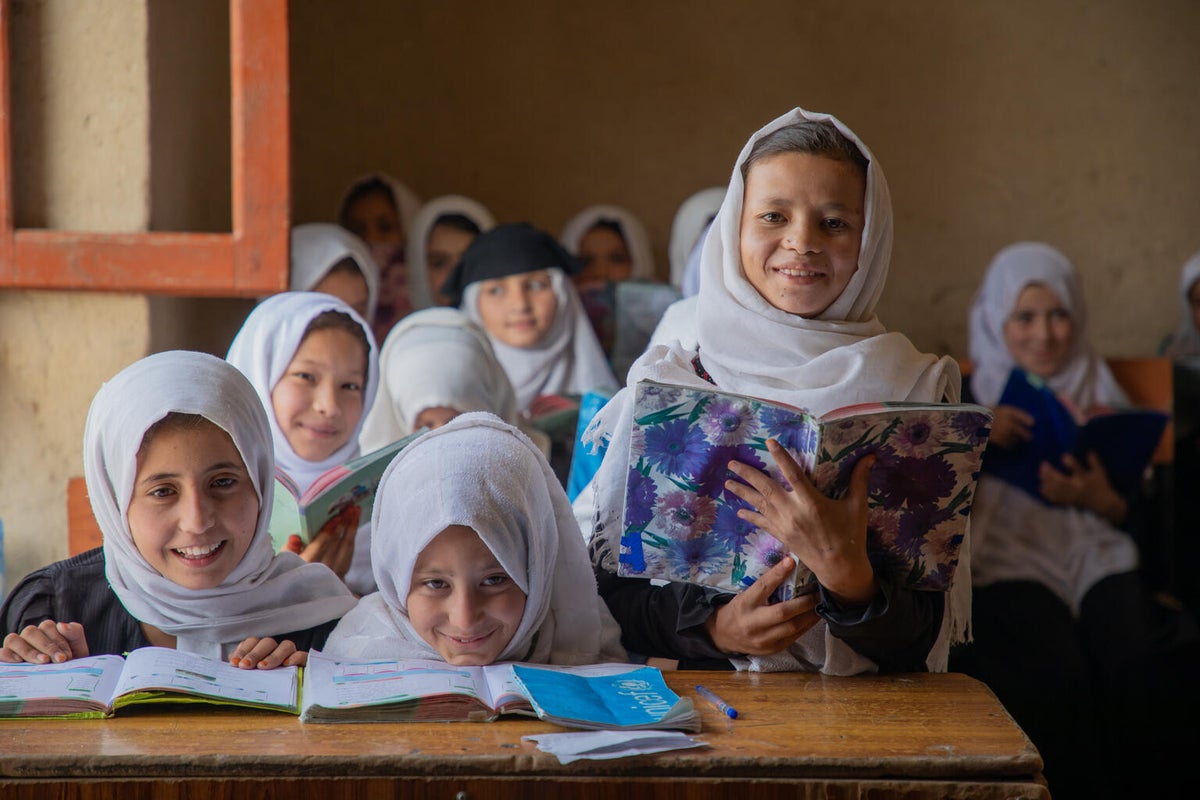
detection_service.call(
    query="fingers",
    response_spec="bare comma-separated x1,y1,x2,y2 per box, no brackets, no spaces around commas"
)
284,534,304,555
740,556,796,603
229,637,259,666
230,637,298,669
1,621,74,664
844,454,876,508
56,622,90,658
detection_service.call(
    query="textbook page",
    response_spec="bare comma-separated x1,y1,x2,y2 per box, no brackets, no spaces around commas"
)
110,647,299,712
0,654,127,718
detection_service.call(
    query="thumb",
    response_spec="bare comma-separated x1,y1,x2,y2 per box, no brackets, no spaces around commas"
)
846,454,876,507
744,555,795,604
285,534,304,554
56,622,89,658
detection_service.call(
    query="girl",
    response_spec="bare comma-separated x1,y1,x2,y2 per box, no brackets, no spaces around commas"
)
404,194,496,310
323,413,626,666
559,204,657,290
955,242,1199,799
290,223,379,323
0,351,357,667
575,107,961,675
338,173,423,341
1160,249,1200,358
226,292,380,596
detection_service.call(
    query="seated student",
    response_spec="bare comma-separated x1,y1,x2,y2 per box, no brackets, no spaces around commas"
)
323,412,626,666
441,223,619,484
1160,249,1200,358
357,306,550,458
405,195,496,310
226,291,380,596
338,173,423,341
574,107,961,675
952,242,1200,800
290,223,379,323
560,204,657,290
0,351,356,668
668,186,724,298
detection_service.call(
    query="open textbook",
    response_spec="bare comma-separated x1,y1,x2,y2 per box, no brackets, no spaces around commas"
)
300,652,699,731
618,380,994,598
0,647,300,719
268,430,423,549
983,367,1169,500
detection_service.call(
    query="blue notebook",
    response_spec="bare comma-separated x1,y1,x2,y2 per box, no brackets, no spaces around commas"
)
510,664,701,732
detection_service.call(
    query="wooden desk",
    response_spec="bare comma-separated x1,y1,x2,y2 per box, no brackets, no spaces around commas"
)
0,670,1046,799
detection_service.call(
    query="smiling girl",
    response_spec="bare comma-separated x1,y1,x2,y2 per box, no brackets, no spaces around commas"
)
226,292,380,595
0,352,357,667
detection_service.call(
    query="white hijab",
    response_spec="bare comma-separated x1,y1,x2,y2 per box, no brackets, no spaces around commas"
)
358,307,520,452
669,186,724,293
323,413,627,664
560,204,657,282
226,291,379,494
463,268,618,412
578,107,962,672
967,241,1127,411
404,195,497,310
86,351,357,659
1163,250,1200,359
289,223,380,324
337,172,422,233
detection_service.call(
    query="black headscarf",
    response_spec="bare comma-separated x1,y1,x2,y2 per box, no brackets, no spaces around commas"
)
440,222,582,305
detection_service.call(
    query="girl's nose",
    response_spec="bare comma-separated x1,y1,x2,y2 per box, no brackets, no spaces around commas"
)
448,587,483,629
783,220,819,253
178,490,215,535
312,381,340,416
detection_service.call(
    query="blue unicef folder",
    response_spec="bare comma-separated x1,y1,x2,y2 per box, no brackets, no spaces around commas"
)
510,664,700,732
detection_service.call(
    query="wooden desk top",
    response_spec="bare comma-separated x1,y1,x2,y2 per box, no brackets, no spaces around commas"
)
0,670,1041,786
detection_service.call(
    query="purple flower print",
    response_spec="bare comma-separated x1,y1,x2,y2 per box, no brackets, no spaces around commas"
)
873,453,957,511
895,503,957,558
643,418,709,477
710,501,758,552
694,443,766,500
624,468,657,530
699,399,759,446
949,411,993,447
662,533,727,581
640,383,683,411
748,531,788,570
891,414,949,453
653,491,717,538
761,406,818,456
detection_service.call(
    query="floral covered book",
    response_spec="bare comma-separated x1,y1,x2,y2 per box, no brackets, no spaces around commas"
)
618,380,993,596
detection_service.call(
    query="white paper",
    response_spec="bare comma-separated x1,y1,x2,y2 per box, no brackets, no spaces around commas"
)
523,730,708,764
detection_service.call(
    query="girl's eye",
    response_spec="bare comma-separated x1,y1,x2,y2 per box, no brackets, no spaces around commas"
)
422,579,449,591
292,371,316,383
760,212,785,224
148,485,177,499
483,284,504,297
481,574,511,588
526,279,550,292
1012,311,1034,325
211,476,237,490
823,218,849,231
1049,308,1071,321
341,381,364,392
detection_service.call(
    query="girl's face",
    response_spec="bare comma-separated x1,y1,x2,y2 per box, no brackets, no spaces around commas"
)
1003,283,1075,378
475,270,558,348
312,270,370,320
126,419,259,590
1188,279,1200,332
576,225,632,287
406,525,527,665
739,152,865,318
413,405,461,432
426,224,477,306
344,190,404,247
271,327,368,461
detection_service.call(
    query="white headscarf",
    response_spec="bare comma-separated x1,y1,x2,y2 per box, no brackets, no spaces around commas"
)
85,351,357,659
337,172,422,233
1163,250,1200,359
358,307,519,452
323,413,627,664
226,291,380,495
290,223,380,324
404,195,497,311
967,241,1127,411
463,268,618,412
578,106,963,673
669,187,724,293
560,204,657,282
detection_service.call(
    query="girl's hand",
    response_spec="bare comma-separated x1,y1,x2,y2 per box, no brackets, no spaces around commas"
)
704,556,820,655
294,515,358,579
0,621,89,664
725,439,877,606
989,405,1035,449
229,637,306,670
1039,451,1128,523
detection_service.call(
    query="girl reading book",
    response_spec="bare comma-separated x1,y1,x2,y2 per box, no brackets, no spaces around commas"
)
575,107,962,674
290,223,379,324
954,241,1200,799
323,413,626,666
404,194,495,310
226,291,380,595
0,352,357,668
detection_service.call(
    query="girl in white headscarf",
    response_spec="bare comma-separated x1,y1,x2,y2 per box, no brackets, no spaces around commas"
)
1160,250,1200,358
290,223,380,324
323,413,626,666
404,195,496,311
955,241,1200,799
560,204,657,289
575,107,961,675
0,351,357,665
226,292,381,596
669,187,724,296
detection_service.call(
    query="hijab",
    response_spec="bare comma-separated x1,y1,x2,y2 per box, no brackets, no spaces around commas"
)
446,223,619,411
560,204,657,282
967,241,1127,411
579,107,963,672
85,351,357,659
358,307,520,452
337,172,422,234
322,413,627,664
404,195,497,311
1163,250,1200,359
290,223,380,323
225,291,380,496
668,187,724,294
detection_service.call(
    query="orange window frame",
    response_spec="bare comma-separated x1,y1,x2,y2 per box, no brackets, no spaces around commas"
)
0,0,289,296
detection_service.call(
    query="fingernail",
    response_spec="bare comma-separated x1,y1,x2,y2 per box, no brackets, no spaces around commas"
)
54,652,67,663
37,653,49,663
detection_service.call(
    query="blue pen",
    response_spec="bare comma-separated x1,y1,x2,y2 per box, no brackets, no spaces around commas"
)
695,684,738,719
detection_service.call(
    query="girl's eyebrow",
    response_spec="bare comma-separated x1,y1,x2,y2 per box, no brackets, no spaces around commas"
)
138,461,244,485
